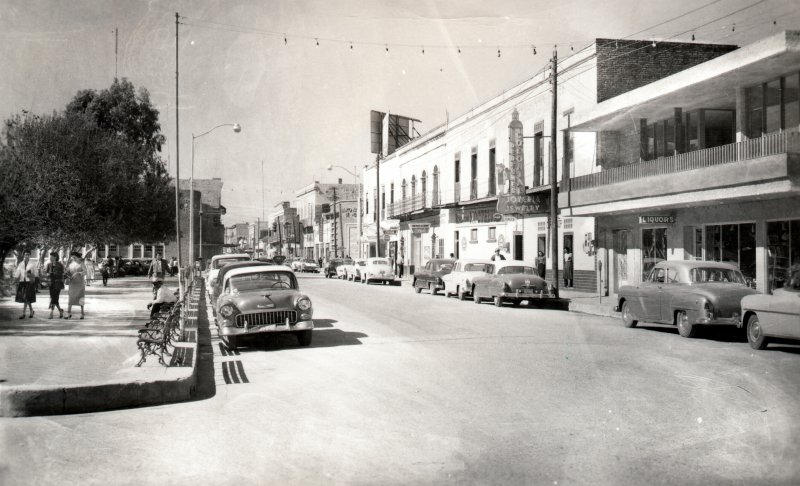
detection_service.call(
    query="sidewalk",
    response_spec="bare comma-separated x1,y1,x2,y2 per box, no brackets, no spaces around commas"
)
0,276,199,417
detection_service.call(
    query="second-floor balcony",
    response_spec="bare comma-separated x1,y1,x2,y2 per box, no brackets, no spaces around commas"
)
563,131,800,213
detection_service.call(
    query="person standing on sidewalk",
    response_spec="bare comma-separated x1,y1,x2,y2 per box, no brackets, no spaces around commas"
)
564,247,574,288
397,253,404,278
44,252,65,319
490,248,506,261
147,252,169,297
99,258,110,286
536,251,546,278
65,252,86,319
14,249,38,319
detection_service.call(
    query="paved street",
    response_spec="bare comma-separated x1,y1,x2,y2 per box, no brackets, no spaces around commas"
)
2,273,800,485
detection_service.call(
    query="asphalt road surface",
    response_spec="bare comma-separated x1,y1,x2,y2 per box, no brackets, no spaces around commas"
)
2,273,799,485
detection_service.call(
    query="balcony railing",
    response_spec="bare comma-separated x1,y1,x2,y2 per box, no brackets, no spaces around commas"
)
386,193,425,218
570,131,800,191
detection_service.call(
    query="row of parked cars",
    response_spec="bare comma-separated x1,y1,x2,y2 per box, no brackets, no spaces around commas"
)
616,260,800,350
205,253,314,350
323,257,400,285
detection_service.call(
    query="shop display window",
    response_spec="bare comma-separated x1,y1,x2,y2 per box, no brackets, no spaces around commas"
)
641,228,667,280
767,219,800,291
703,223,756,283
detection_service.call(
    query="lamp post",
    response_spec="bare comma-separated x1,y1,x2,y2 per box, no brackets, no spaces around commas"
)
327,164,364,258
191,123,241,266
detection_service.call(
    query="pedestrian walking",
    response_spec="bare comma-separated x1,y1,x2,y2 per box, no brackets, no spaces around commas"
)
490,248,506,261
169,257,178,277
564,247,574,288
14,249,38,319
99,259,110,286
44,252,65,319
84,255,96,286
397,254,404,278
536,251,546,278
65,252,86,319
147,252,169,297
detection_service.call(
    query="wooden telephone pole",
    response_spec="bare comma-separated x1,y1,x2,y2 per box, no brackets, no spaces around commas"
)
549,46,560,297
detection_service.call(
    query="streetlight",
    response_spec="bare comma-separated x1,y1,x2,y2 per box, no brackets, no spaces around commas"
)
191,123,241,267
327,164,364,258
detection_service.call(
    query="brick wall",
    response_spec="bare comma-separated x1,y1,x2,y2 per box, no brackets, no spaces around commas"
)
595,39,738,103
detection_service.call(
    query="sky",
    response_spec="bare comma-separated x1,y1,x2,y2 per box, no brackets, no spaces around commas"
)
2,0,799,225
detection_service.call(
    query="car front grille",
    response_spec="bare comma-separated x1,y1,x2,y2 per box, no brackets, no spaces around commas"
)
235,311,298,328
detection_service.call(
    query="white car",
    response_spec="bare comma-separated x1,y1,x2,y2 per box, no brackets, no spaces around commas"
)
361,257,397,285
740,269,800,350
442,259,493,300
298,259,320,273
206,253,252,298
348,260,368,281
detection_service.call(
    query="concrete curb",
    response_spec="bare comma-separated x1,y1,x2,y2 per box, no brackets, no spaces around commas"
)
0,282,202,417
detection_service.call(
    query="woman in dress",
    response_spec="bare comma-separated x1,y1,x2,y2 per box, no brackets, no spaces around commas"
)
535,251,547,279
44,252,65,319
65,252,86,319
14,249,38,319
563,247,574,288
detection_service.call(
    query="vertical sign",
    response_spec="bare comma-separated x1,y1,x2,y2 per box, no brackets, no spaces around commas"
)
508,109,525,195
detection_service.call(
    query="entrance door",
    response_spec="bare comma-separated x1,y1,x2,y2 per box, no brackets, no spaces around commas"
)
514,234,523,260
613,230,630,293
454,231,460,259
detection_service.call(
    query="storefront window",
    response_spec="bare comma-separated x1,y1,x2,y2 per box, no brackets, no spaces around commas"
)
642,228,667,280
704,223,756,282
767,220,800,291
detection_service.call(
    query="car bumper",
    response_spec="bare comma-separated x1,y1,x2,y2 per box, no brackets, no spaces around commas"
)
219,318,314,336
695,314,740,326
499,291,556,299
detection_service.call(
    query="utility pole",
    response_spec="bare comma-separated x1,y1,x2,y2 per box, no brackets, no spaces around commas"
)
375,153,381,257
277,216,283,255
174,12,183,297
114,27,118,79
332,187,339,258
549,46,560,298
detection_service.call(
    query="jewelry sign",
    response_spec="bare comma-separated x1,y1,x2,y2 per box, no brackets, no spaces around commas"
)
496,193,549,215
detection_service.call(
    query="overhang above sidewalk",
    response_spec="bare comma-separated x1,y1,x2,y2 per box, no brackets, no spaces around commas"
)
571,31,800,132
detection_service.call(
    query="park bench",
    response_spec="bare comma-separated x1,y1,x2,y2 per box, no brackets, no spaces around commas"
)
136,301,183,367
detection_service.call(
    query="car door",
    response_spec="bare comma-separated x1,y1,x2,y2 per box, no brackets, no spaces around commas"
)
473,264,493,298
657,266,679,323
638,267,664,320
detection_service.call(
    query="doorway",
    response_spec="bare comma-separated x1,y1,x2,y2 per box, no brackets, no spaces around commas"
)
514,234,524,260
454,231,460,259
613,230,630,293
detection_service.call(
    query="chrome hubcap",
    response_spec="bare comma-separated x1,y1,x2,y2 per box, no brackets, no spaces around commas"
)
749,320,761,341
678,313,688,332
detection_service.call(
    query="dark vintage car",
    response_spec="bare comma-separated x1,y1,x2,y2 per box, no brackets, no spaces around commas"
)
208,261,274,313
617,260,757,338
471,260,555,307
323,258,352,278
741,268,800,350
412,258,456,295
214,264,313,350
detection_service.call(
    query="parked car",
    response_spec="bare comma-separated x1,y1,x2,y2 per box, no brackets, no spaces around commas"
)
412,258,456,295
336,262,352,280
442,259,492,300
740,268,800,350
324,258,351,278
207,253,252,298
360,257,397,285
208,261,274,312
289,258,304,272
214,264,314,350
617,260,757,338
349,260,368,282
472,260,555,307
298,259,320,273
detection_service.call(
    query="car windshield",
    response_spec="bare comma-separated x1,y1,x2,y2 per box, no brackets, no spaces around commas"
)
372,259,389,265
229,271,296,292
463,263,487,272
214,257,250,269
689,267,746,284
497,266,537,275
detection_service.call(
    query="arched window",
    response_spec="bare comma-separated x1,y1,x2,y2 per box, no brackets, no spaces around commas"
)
432,166,440,205
402,179,407,200
421,171,427,207
411,175,416,198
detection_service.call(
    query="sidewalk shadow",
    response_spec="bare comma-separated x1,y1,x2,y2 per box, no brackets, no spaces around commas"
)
190,288,216,401
637,324,748,343
232,327,368,352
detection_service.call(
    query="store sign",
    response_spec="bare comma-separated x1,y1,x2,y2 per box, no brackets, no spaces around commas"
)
454,207,497,224
639,215,675,224
496,193,549,215
410,223,430,234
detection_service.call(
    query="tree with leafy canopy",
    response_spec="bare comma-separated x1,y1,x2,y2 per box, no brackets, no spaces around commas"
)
0,79,174,266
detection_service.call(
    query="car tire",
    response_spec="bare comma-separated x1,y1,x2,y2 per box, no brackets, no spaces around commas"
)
429,282,437,295
297,330,313,347
494,295,503,307
414,280,421,293
225,335,238,352
747,314,768,350
676,310,696,338
621,301,638,328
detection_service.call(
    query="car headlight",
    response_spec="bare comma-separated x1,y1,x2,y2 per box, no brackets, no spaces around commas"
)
297,297,312,311
219,304,236,318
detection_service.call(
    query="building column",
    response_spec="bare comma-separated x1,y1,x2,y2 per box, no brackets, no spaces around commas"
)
736,87,749,143
639,119,648,160
674,108,684,155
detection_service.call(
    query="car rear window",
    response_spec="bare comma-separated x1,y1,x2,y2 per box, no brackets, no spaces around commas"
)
689,267,746,284
215,257,250,269
463,263,487,272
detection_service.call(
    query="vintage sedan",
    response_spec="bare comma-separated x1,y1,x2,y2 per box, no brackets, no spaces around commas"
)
207,253,252,298
360,257,397,285
323,258,351,278
442,259,492,300
741,269,800,350
617,260,757,338
348,259,368,282
298,259,319,273
214,265,313,350
412,258,456,295
472,260,555,307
